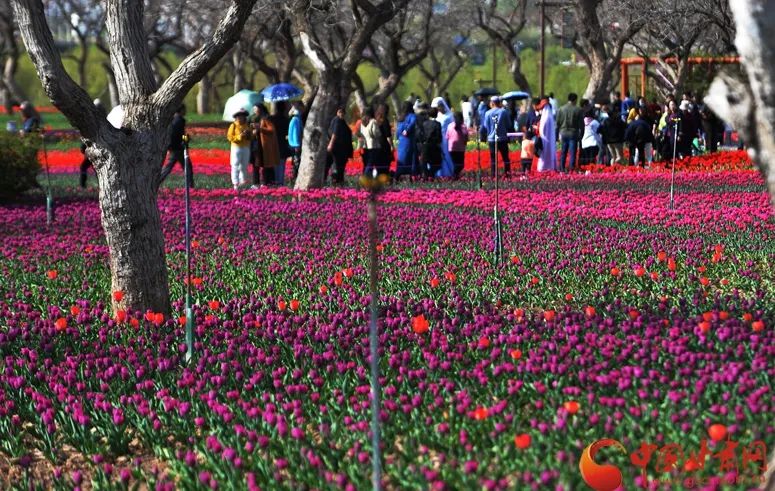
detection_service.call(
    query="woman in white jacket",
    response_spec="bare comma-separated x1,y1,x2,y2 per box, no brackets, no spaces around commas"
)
579,112,602,166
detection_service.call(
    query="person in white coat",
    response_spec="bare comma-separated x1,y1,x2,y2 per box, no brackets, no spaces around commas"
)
537,98,556,172
431,96,455,178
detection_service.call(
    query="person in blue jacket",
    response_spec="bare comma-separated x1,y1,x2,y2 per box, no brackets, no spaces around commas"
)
431,96,455,178
288,105,302,180
395,101,418,180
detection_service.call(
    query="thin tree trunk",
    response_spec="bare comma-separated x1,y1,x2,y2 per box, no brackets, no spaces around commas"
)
584,55,613,103
105,64,120,108
232,46,245,93
77,39,88,88
506,52,530,93
197,74,211,114
3,52,27,108
295,74,341,190
90,132,171,314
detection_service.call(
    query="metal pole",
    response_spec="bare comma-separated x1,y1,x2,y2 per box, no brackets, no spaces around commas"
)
367,193,383,491
476,124,483,190
40,130,55,225
183,137,194,363
540,1,546,97
493,115,503,267
669,118,680,210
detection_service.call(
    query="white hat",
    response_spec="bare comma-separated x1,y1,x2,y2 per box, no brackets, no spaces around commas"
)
679,100,690,111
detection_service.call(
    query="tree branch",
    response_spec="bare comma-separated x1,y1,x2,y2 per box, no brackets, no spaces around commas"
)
153,0,257,116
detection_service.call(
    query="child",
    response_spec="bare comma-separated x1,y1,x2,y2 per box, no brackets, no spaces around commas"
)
227,109,251,190
520,128,536,174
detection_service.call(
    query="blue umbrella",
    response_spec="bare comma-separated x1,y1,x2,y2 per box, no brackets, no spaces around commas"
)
260,83,304,102
502,91,530,101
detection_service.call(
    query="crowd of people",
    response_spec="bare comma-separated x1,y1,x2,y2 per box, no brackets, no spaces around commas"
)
7,86,736,191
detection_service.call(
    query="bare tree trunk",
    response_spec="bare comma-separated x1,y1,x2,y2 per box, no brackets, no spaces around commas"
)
104,63,120,108
232,45,245,93
506,53,531,92
706,0,775,209
197,74,211,114
294,74,342,190
91,132,171,314
77,38,88,88
2,53,27,110
584,56,614,103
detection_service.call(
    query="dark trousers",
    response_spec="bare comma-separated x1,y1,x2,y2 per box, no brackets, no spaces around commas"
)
326,153,347,184
579,146,598,165
253,164,274,186
450,150,465,179
559,135,578,172
488,140,511,177
290,146,301,180
79,158,92,188
520,158,532,173
629,142,646,166
160,149,194,187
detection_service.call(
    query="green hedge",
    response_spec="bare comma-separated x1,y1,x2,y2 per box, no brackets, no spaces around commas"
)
0,131,41,199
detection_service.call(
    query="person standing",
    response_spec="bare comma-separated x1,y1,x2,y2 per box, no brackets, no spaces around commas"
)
395,101,418,180
555,93,583,172
227,109,252,190
248,104,265,187
252,104,279,187
432,97,455,178
326,107,353,185
360,107,382,176
483,95,513,177
537,98,556,172
624,109,654,167
621,91,635,122
160,104,194,188
446,111,468,179
520,128,536,174
288,105,302,180
579,110,602,166
375,104,393,176
461,96,473,128
269,102,290,185
417,104,442,178
600,104,626,165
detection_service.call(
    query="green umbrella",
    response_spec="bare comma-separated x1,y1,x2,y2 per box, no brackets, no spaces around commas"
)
222,90,263,121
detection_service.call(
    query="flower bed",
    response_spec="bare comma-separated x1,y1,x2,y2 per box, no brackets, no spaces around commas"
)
0,170,772,489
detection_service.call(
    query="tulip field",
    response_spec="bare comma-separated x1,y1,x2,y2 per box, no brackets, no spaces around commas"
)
0,153,773,490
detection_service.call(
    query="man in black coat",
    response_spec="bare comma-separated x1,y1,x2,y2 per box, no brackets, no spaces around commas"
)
160,105,194,187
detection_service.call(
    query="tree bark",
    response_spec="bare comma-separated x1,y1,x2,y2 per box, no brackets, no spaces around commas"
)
104,63,120,108
91,133,171,314
2,51,27,110
706,0,775,209
294,72,343,189
197,73,211,114
232,45,246,93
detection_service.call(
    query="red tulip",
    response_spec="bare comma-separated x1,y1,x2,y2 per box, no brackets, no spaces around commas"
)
510,255,521,265
699,277,710,287
633,267,645,277
115,310,127,323
208,300,220,310
530,276,539,285
564,293,573,302
412,315,429,334
742,312,753,322
563,401,580,414
667,258,677,271
130,318,139,328
153,313,164,325
319,285,328,295
444,271,456,283
429,277,440,288
514,433,531,449
178,316,187,326
333,272,343,286
752,320,764,332
54,317,67,332
702,312,713,322
343,268,354,278
718,311,729,321
46,269,58,280
478,337,490,348
290,299,300,311
277,300,287,311
650,271,659,281
112,291,124,302
543,310,556,322
472,407,488,420
698,321,711,334
657,251,667,262
513,308,525,320
70,305,80,316
629,309,640,320
510,349,522,360
144,311,155,322
708,424,727,442
610,267,621,277
584,306,596,318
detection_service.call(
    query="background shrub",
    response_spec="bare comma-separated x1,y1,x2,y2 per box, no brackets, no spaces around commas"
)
0,132,41,199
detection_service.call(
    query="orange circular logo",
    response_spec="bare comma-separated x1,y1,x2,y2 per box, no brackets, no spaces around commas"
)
579,438,626,491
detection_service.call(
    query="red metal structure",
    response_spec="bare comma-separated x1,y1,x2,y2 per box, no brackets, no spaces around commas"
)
619,56,740,97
